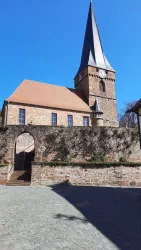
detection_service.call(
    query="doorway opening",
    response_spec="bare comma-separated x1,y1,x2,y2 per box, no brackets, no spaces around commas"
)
14,132,35,182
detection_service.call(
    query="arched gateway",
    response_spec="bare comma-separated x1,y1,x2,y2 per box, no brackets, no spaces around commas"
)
15,132,34,170
10,132,35,184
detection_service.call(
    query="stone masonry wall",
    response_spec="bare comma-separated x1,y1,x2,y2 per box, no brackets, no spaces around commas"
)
88,66,118,126
0,165,12,184
0,126,141,165
89,96,118,127
88,66,116,100
31,164,141,187
6,104,91,126
75,67,89,104
75,66,118,127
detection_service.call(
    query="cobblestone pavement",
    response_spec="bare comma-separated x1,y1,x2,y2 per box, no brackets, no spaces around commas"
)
0,186,141,250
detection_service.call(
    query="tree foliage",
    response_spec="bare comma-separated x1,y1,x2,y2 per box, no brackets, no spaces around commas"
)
118,101,138,128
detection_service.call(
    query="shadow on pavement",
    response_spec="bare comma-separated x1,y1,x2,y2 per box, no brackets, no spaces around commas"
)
51,184,141,250
54,213,88,224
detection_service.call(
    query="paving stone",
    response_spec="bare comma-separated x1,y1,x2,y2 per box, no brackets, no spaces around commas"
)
1,186,141,250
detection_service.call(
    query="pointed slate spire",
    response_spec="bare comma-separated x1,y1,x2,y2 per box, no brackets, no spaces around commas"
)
91,99,103,114
78,0,114,74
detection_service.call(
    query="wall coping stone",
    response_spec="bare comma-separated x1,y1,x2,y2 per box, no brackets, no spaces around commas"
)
32,161,141,168
0,125,137,130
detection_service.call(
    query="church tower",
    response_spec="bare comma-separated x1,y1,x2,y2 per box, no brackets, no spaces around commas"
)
74,0,118,127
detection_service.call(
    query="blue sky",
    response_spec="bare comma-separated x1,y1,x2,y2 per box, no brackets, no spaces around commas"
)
0,0,141,113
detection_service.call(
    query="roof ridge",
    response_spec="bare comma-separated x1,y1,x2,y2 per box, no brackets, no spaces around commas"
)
24,79,72,90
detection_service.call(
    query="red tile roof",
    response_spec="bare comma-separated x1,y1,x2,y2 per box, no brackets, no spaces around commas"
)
6,80,91,113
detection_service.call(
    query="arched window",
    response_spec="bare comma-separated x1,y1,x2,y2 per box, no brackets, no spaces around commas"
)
99,80,106,92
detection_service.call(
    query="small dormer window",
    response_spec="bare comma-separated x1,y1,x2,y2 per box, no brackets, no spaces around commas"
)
99,80,106,92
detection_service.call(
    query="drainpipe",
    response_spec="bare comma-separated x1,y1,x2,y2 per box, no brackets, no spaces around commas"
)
5,101,9,126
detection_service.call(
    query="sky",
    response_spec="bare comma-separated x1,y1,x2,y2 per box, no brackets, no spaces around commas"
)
0,0,141,113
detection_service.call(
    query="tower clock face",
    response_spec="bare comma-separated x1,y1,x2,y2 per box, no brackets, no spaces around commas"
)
99,69,107,79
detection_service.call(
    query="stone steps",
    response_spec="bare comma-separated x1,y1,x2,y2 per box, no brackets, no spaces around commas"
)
7,170,31,186
7,182,30,186
10,171,25,180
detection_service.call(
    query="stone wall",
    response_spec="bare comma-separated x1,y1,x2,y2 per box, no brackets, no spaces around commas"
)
0,126,141,165
5,104,91,126
0,165,12,184
75,66,118,127
31,164,141,187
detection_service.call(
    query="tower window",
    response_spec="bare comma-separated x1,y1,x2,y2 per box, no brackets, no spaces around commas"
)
83,116,89,126
52,113,57,126
19,109,25,125
99,80,106,92
68,115,73,127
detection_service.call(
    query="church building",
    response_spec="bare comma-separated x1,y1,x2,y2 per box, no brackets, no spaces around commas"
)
2,1,118,127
